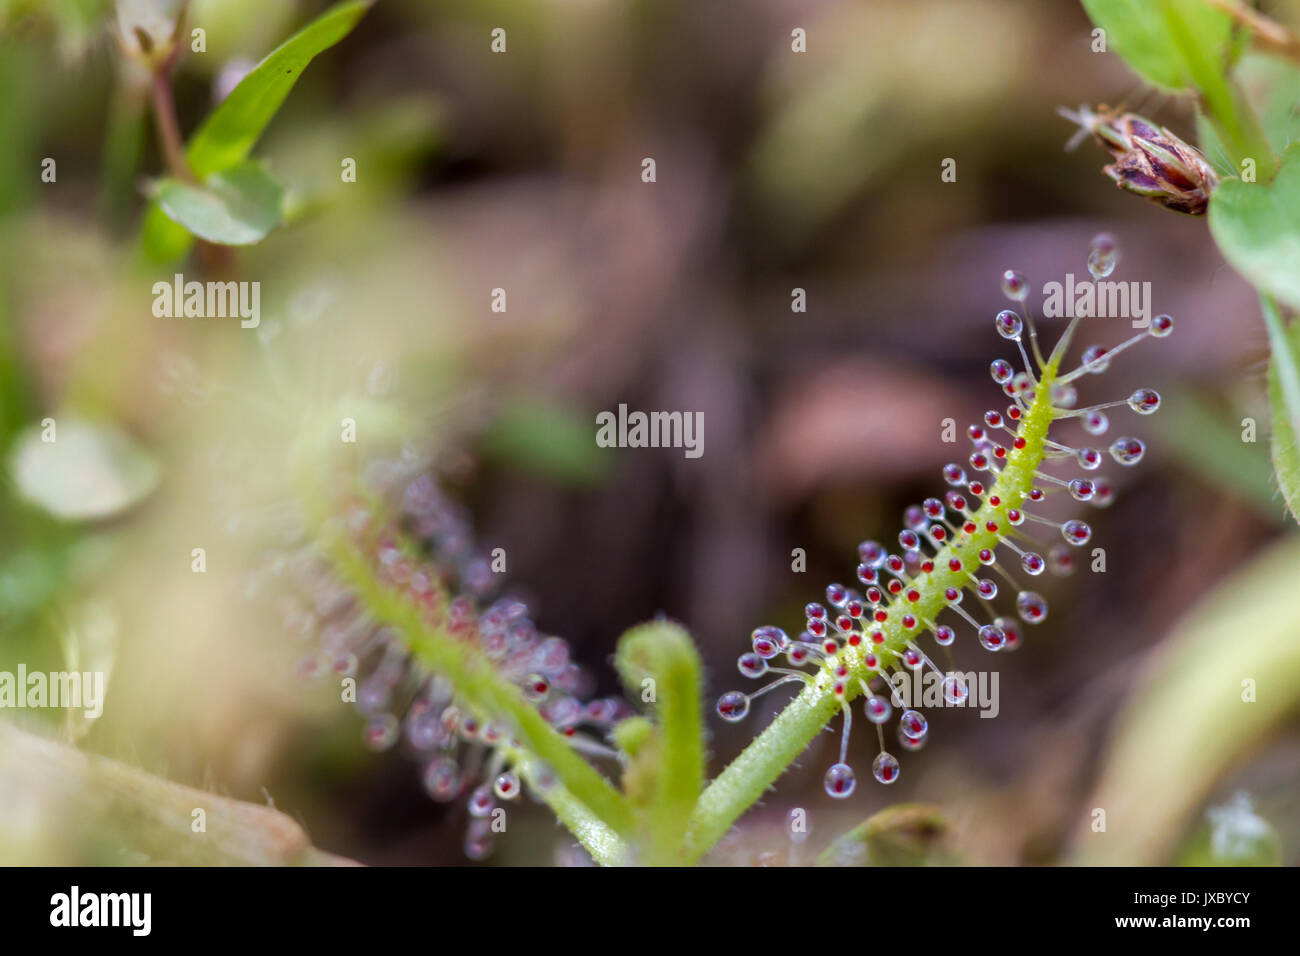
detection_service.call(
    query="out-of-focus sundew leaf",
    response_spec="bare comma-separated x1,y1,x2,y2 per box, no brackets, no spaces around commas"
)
8,419,160,521
1080,0,1236,92
1209,144,1300,312
816,803,954,866
1074,534,1300,864
139,0,372,260
153,160,284,245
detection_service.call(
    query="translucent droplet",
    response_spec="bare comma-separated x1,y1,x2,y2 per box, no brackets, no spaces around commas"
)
522,673,550,703
493,771,521,800
1091,476,1116,507
978,624,1006,651
1069,478,1095,501
362,714,399,751
1087,233,1118,279
899,709,928,740
717,691,750,722
1109,436,1144,465
824,762,857,798
1081,344,1110,373
865,696,891,723
751,625,787,659
1052,383,1078,408
943,463,967,486
738,652,768,679
467,784,495,818
990,359,1014,384
1048,544,1076,575
995,309,1023,339
872,751,901,784
1061,519,1092,545
1083,409,1109,435
464,819,495,861
1128,388,1160,415
1150,314,1174,337
825,584,848,608
997,616,1024,651
858,540,887,567
422,758,461,801
1016,590,1048,624
942,673,969,705
933,624,955,646
1021,551,1045,575
898,727,927,751
1001,271,1029,302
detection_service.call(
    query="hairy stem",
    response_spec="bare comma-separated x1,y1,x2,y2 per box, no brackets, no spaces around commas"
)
684,354,1062,861
291,427,634,858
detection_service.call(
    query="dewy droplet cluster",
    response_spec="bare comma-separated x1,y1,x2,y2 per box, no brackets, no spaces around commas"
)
716,234,1170,798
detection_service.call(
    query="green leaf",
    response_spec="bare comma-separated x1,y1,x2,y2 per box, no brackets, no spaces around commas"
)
1080,0,1236,91
614,620,705,864
816,804,954,867
153,161,284,245
1263,296,1300,522
140,0,372,260
1208,143,1300,311
8,419,161,522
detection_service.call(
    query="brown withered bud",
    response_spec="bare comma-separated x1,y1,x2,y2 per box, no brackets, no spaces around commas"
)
1059,105,1219,216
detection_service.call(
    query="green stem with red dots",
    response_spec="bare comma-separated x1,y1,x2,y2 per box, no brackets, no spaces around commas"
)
681,353,1062,862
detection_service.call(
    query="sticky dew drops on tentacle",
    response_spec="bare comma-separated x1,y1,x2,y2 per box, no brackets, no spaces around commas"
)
715,234,1169,798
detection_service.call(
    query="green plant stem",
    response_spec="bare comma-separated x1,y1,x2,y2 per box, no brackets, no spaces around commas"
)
508,748,627,865
684,349,1064,862
1162,0,1277,179
614,621,705,863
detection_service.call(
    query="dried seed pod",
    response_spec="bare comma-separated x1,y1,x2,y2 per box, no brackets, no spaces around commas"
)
1059,105,1218,215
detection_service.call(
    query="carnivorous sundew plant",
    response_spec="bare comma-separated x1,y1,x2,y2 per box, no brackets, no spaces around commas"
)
6,0,1300,889
275,233,1170,866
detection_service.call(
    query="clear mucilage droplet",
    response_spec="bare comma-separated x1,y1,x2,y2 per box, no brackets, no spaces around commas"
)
1087,233,1118,279
824,762,857,798
1001,271,1030,302
942,673,969,705
899,709,928,740
717,691,749,722
995,309,1023,339
1110,436,1145,465
872,751,901,784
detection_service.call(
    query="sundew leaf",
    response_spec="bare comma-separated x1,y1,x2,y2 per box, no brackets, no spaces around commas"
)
140,0,372,260
1208,142,1300,312
154,160,284,245
8,420,161,521
1081,0,1236,91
